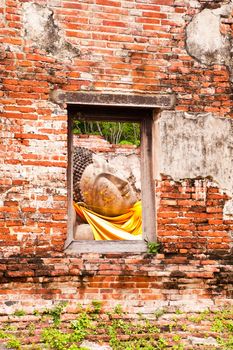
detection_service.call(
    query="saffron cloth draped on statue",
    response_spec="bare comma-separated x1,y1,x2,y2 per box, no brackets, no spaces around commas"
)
74,201,142,240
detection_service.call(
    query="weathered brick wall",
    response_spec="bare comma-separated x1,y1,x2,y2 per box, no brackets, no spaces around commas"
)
0,253,232,313
0,0,233,320
157,177,233,254
73,134,140,155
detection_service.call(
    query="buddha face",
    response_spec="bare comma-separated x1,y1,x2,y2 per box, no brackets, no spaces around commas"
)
79,155,137,217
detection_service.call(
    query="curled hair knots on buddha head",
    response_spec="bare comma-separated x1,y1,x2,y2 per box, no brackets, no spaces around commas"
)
73,147,94,202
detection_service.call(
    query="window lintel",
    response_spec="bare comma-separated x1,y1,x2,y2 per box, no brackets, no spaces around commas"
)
52,91,176,109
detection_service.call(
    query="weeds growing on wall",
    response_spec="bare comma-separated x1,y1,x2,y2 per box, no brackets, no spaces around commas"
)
0,302,232,349
146,242,160,254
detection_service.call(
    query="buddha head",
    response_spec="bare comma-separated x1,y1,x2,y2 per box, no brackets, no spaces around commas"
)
73,147,137,217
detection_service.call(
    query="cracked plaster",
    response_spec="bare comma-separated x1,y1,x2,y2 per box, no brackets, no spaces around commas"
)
22,3,80,61
186,2,233,80
154,112,233,218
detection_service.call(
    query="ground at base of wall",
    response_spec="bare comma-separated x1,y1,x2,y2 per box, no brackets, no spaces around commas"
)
0,302,232,350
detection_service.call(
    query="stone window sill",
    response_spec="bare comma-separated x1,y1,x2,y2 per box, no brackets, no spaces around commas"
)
65,240,147,254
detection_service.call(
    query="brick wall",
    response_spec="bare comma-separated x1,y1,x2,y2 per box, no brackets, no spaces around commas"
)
73,134,140,155
0,253,232,312
157,177,233,254
0,0,233,323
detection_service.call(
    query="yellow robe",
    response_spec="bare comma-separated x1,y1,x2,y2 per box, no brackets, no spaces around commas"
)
74,201,142,240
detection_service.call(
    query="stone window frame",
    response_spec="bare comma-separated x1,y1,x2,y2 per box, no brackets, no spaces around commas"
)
52,92,175,253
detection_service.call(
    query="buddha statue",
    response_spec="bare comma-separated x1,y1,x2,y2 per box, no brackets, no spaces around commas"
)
73,147,142,240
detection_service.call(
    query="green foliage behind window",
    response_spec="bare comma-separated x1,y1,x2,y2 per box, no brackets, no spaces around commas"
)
73,120,140,146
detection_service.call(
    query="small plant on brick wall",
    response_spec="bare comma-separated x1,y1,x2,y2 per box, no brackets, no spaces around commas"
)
91,300,103,314
42,301,68,326
13,309,26,317
147,241,160,254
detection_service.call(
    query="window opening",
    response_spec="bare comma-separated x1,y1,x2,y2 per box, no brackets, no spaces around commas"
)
73,120,142,241
66,104,156,253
